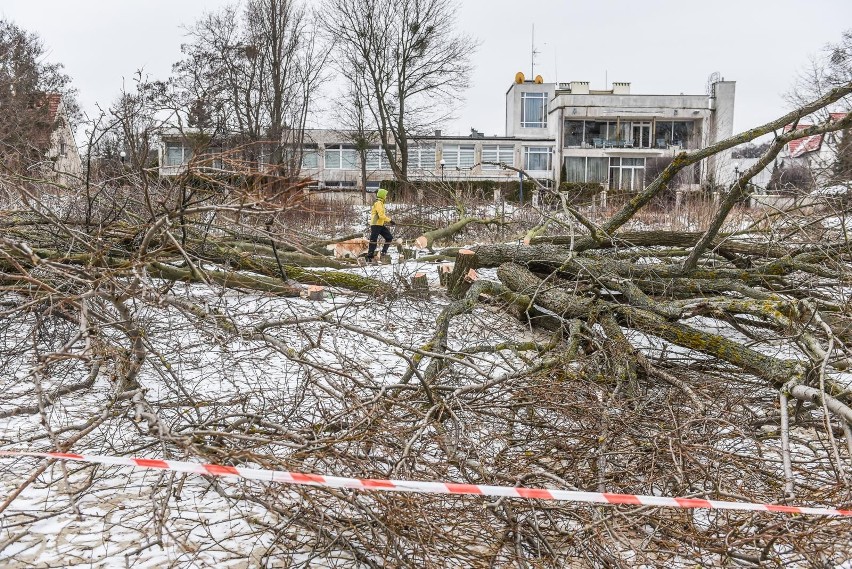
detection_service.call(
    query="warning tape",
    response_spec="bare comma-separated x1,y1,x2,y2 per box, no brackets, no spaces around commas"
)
1,450,850,517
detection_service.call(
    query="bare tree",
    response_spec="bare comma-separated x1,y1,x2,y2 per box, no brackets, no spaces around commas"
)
172,0,328,176
323,0,476,186
333,64,381,203
0,18,78,175
784,30,852,189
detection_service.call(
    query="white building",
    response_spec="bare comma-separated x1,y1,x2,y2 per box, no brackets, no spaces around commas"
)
159,73,737,194
504,75,735,190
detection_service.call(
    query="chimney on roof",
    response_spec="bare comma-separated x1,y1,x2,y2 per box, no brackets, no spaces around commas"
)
434,129,442,137
568,81,589,94
612,82,631,95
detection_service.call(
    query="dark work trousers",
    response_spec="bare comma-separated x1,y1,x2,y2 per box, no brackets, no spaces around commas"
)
367,225,394,259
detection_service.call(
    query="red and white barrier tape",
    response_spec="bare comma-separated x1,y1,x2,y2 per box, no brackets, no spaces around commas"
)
1,450,850,517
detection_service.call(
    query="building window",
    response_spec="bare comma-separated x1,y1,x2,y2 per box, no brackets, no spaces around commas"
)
325,180,357,188
165,143,191,166
609,157,645,191
654,121,695,148
481,145,514,169
563,157,608,183
59,140,67,157
325,144,358,169
442,144,475,168
521,92,547,128
301,146,318,169
564,157,585,182
564,121,584,147
523,146,552,171
631,122,652,148
366,146,395,170
587,157,608,183
407,143,436,170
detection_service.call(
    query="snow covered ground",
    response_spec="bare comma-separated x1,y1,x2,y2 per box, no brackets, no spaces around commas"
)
0,253,546,567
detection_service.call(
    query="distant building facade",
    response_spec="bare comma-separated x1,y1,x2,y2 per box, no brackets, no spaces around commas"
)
38,94,83,184
521,77,737,190
159,74,737,193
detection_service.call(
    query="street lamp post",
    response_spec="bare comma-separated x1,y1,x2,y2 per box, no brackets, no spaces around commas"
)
440,158,445,182
519,170,524,204
119,150,127,164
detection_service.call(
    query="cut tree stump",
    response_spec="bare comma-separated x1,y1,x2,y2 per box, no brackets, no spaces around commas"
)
438,263,455,287
447,249,476,298
454,268,478,298
306,285,325,301
414,236,429,249
401,248,418,261
410,272,430,299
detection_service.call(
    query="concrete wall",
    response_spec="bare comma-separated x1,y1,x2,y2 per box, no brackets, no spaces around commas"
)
551,93,710,115
706,81,736,184
505,82,557,139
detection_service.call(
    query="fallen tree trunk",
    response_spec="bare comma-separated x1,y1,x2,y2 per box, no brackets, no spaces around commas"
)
415,217,500,250
496,262,806,388
148,262,302,296
474,243,791,285
188,247,393,296
529,230,790,259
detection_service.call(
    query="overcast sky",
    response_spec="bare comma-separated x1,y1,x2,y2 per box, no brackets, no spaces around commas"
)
2,0,850,139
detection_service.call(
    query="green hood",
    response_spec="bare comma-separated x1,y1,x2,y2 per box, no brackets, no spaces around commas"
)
376,189,388,200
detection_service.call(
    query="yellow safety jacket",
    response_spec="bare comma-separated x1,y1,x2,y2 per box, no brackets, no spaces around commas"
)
370,198,391,226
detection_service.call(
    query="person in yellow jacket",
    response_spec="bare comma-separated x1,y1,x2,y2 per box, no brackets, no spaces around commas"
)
366,188,395,262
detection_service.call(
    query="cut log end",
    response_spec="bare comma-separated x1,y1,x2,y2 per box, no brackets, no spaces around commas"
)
306,285,325,301
414,236,429,249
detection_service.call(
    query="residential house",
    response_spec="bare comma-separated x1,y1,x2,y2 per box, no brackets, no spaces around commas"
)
780,112,850,187
0,93,82,185
37,94,83,184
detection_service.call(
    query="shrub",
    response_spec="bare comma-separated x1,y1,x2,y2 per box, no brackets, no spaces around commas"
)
767,163,814,195
379,179,541,204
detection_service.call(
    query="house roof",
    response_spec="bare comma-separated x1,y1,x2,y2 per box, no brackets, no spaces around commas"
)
44,93,62,123
785,112,850,158
31,93,64,148
785,123,823,158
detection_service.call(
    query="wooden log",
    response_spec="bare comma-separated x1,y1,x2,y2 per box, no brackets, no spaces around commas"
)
497,262,805,387
438,263,455,287
415,216,499,250
453,268,478,299
447,249,476,298
410,272,430,299
306,285,325,301
148,262,302,297
496,263,594,319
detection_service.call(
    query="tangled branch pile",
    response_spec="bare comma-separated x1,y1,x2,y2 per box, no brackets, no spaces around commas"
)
1,90,852,568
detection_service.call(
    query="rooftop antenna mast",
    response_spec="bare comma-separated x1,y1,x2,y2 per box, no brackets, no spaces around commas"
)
531,24,540,78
